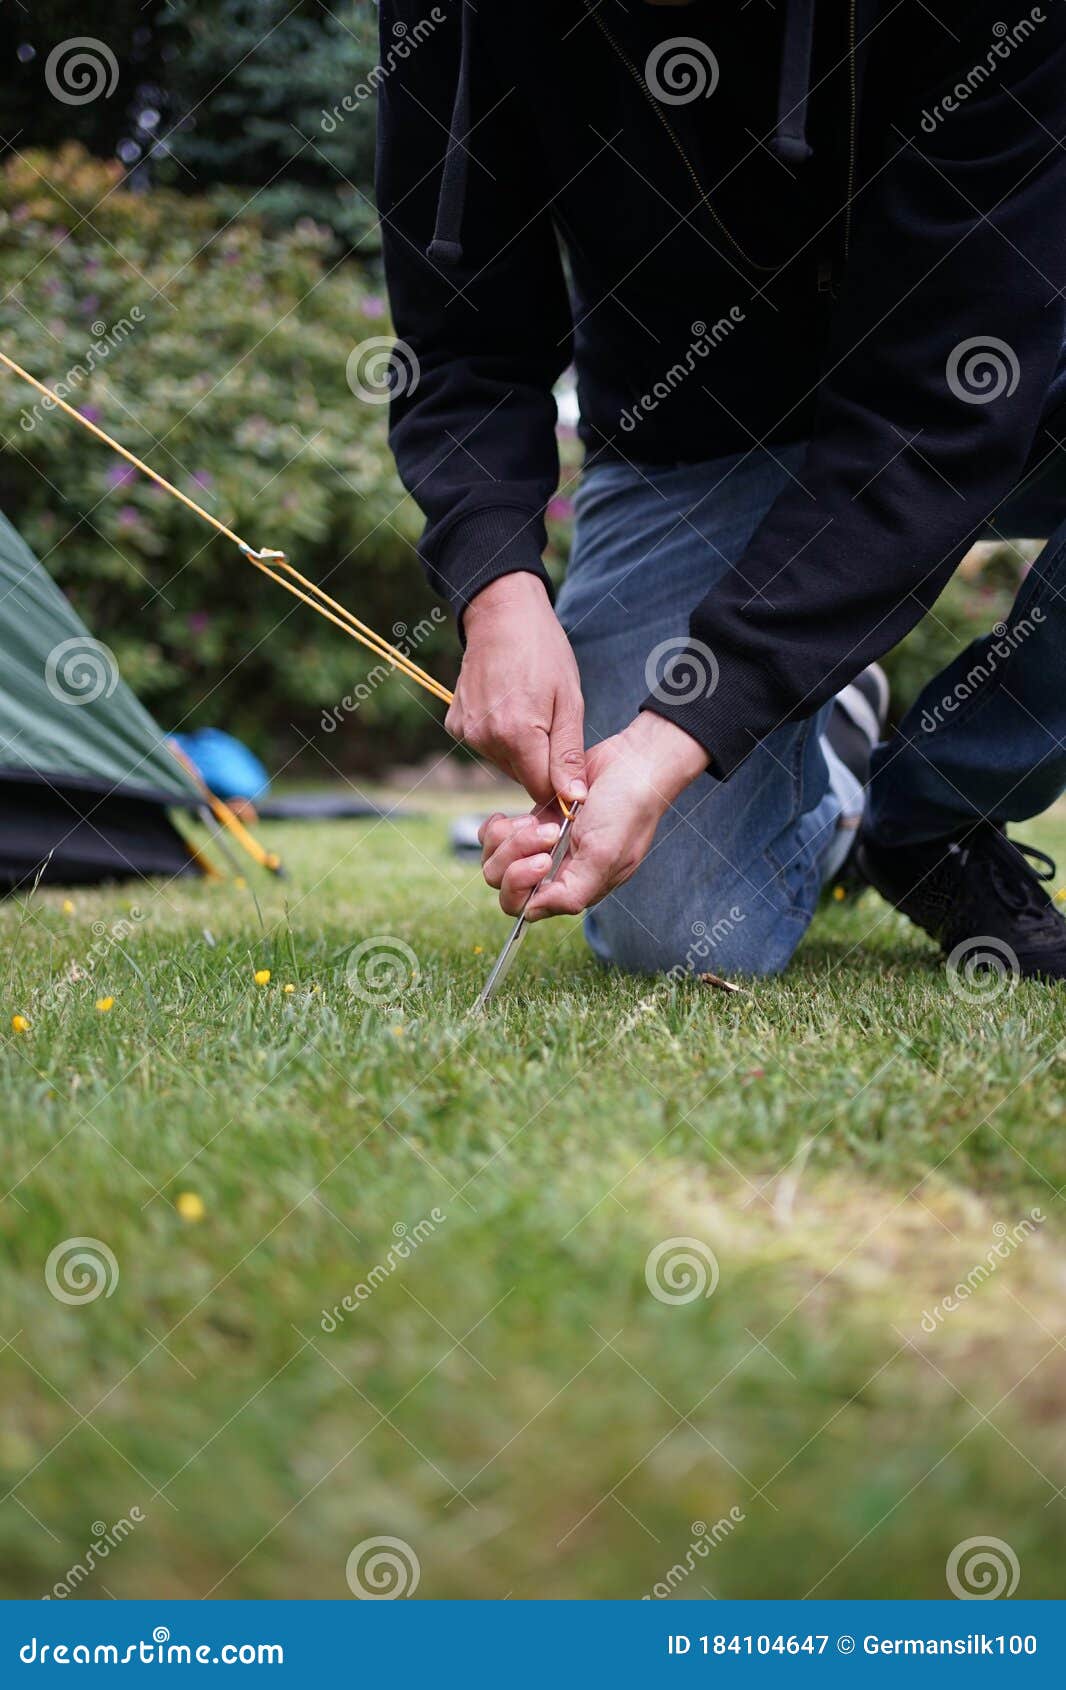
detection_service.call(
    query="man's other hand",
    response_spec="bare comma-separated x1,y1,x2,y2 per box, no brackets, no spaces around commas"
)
479,711,709,919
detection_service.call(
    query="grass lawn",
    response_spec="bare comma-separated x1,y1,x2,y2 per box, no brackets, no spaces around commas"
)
2,793,1066,1601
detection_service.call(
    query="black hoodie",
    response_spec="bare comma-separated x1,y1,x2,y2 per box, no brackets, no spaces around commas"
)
377,0,1066,777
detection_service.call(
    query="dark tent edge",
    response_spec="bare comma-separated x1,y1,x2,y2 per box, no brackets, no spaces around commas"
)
0,762,200,810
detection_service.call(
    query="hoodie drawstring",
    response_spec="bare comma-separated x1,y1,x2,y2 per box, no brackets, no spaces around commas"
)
427,0,474,268
772,0,816,164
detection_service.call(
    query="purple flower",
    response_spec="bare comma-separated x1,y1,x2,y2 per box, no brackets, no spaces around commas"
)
106,464,136,489
117,504,139,528
362,295,385,319
82,406,101,424
547,496,574,523
187,611,210,634
191,469,213,489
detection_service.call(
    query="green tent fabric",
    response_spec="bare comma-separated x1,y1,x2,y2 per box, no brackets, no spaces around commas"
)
0,507,203,889
0,508,198,804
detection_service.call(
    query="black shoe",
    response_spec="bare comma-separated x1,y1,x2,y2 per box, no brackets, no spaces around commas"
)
856,821,1066,980
827,664,890,790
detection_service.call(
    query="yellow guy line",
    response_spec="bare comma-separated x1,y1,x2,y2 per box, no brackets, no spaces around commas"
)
0,349,452,704
0,350,570,821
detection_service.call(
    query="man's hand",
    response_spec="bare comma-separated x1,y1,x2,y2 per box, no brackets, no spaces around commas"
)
446,574,587,807
479,711,709,919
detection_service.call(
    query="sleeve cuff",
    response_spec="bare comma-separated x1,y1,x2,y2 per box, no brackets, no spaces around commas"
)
639,644,784,780
429,506,553,622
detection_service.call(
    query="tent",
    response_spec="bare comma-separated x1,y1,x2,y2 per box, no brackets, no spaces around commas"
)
0,507,205,891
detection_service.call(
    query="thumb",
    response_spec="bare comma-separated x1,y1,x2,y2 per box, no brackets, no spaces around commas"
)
548,697,588,807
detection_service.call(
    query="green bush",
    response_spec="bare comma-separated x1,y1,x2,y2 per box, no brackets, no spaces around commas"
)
0,146,457,774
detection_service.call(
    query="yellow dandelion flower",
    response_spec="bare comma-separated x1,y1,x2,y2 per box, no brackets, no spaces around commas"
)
175,1191,205,1223
11,1014,30,1035
62,899,75,915
234,876,247,890
473,945,484,954
254,968,271,986
391,1024,405,1036
283,982,296,994
1056,888,1066,904
95,996,115,1013
832,885,846,902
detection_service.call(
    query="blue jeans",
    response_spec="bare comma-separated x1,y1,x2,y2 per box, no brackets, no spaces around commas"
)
868,493,1066,846
556,446,864,977
557,441,1066,977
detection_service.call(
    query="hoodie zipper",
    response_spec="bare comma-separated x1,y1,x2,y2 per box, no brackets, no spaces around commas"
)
582,0,858,286
822,0,858,296
844,0,857,261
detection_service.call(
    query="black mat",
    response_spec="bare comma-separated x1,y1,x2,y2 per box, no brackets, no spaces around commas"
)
256,791,416,821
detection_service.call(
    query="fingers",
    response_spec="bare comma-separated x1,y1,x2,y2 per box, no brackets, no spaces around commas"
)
525,837,610,921
448,667,590,808
465,721,553,805
477,811,510,851
448,693,551,799
480,806,610,922
502,729,553,806
548,696,588,807
481,816,560,889
478,811,532,857
443,698,463,743
478,799,560,850
498,852,557,915
525,865,596,920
